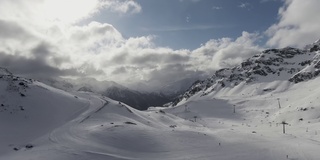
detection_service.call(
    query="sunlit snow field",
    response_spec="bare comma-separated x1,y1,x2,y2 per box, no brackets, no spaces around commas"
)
1,74,320,160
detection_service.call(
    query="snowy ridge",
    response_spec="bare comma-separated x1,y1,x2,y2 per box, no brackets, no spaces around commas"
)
171,41,320,106
1,65,320,159
0,71,89,155
289,52,320,83
2,40,320,160
0,67,12,76
41,77,173,110
158,77,202,97
101,86,172,110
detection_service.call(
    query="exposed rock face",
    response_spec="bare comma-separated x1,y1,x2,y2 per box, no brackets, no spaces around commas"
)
41,77,174,110
289,53,320,83
170,40,320,106
78,85,173,110
0,67,13,76
101,86,172,110
0,67,33,97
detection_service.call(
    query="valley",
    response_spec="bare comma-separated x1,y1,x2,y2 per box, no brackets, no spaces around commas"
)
1,71,320,159
1,41,320,160
1,0,320,159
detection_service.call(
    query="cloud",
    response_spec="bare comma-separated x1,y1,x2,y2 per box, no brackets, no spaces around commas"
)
238,2,251,9
266,0,320,48
121,31,262,89
212,6,223,10
0,0,127,77
111,66,128,75
192,31,262,71
101,37,195,85
0,20,32,40
0,0,98,24
141,24,227,32
186,16,191,23
0,0,262,91
0,51,81,79
0,0,141,25
143,63,205,89
68,21,124,52
101,0,142,14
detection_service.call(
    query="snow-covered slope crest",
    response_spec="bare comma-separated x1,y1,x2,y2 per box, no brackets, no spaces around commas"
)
42,77,173,110
290,40,320,83
1,67,320,159
0,67,12,76
0,68,89,155
171,40,320,106
0,94,217,160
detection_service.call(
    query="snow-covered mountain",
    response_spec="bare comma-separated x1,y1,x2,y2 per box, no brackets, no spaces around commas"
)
2,40,320,160
0,68,88,155
0,67,12,76
159,77,204,97
2,64,320,159
99,86,172,110
42,77,173,110
170,40,320,106
40,77,124,93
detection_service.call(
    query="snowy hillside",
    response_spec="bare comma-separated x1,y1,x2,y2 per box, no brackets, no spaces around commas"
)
102,86,172,110
2,73,320,159
171,40,320,106
159,77,203,97
1,41,320,160
41,77,173,110
0,71,89,155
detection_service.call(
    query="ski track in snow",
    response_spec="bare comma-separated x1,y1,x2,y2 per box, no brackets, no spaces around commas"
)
2,82,320,159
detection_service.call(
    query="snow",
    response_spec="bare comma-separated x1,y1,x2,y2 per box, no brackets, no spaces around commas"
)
1,72,320,159
0,76,89,155
0,67,12,76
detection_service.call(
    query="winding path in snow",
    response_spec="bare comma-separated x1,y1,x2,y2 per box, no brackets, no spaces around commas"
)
3,93,320,160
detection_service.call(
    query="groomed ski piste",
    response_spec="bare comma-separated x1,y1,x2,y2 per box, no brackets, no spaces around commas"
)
1,73,320,160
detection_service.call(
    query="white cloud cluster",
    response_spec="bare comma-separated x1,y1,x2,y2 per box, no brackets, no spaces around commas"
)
212,6,223,10
192,32,261,71
238,2,251,9
0,0,141,25
101,0,142,14
266,0,320,48
0,0,262,90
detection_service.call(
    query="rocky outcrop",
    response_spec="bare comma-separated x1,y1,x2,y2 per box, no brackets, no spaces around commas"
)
170,40,320,106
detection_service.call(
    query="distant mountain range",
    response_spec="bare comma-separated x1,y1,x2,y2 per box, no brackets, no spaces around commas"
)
2,40,320,160
0,68,88,155
2,39,320,111
40,77,177,110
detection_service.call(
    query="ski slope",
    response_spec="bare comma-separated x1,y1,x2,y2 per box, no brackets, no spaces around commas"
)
1,75,320,159
0,75,89,155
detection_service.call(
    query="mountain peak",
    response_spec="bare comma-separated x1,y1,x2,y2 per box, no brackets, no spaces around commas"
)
304,39,320,52
170,40,320,106
0,67,13,76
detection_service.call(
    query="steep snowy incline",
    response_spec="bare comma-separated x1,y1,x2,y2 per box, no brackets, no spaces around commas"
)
1,96,216,160
2,76,320,159
2,37,320,160
164,76,320,160
170,40,320,106
0,72,89,155
42,77,173,110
